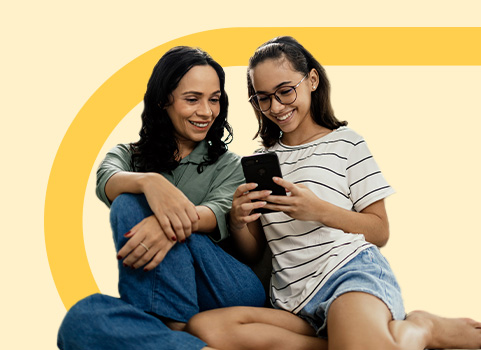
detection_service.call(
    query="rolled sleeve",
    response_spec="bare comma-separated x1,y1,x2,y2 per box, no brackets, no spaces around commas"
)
96,144,134,208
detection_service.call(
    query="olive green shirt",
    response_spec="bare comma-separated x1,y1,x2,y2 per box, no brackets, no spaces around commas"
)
96,141,244,242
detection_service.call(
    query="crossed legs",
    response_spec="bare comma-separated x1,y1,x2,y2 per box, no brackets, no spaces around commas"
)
186,292,481,350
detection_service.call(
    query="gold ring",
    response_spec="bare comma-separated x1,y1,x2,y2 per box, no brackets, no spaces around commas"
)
139,242,149,252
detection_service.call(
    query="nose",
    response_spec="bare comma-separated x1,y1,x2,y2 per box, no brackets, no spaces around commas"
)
197,99,212,117
269,96,284,114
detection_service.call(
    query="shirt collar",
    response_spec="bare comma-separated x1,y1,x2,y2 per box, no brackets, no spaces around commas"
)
179,140,208,165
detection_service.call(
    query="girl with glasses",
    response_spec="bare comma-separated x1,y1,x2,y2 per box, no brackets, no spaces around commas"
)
185,36,481,350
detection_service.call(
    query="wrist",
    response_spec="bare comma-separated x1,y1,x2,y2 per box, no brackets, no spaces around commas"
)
138,172,164,192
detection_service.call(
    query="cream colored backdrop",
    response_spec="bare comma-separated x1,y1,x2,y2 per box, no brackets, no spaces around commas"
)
2,1,480,349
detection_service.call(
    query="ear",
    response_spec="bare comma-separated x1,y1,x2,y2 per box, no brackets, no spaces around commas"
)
309,68,319,91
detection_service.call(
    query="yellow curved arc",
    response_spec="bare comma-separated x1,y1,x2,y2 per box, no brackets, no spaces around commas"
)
44,27,481,310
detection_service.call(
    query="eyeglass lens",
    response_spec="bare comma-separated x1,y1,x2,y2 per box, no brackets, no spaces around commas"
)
254,86,297,111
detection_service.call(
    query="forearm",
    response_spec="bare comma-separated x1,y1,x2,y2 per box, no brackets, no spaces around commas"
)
104,172,163,203
317,199,389,247
229,216,266,263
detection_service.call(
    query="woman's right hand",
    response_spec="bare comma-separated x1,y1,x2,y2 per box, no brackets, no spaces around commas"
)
140,173,199,243
229,183,271,230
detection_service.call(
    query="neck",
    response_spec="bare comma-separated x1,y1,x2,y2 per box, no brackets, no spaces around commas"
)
281,122,332,146
176,139,198,160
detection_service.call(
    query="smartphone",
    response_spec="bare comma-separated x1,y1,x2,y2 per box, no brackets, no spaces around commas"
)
241,152,286,214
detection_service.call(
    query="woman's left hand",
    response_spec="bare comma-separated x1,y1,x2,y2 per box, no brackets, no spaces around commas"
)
117,215,176,271
263,177,325,222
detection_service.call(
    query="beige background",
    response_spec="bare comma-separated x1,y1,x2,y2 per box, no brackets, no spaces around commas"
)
2,1,480,348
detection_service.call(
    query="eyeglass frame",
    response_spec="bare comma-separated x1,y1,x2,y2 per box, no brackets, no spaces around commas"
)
248,74,309,112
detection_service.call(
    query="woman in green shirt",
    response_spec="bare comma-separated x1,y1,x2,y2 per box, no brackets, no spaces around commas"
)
58,46,265,350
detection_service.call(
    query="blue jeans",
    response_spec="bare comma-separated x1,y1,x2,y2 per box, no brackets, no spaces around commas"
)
58,194,265,350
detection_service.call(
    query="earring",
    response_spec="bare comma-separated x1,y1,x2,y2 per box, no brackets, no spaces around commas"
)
312,85,316,90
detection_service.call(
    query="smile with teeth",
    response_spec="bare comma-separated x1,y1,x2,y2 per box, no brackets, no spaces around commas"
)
275,110,294,121
189,121,210,128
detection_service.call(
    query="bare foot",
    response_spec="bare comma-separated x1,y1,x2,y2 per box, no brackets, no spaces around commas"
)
407,310,481,349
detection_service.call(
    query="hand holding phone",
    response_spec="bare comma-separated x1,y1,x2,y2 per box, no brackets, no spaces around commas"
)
241,153,286,214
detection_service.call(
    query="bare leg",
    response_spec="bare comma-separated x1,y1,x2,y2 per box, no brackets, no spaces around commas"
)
186,306,327,350
327,292,481,350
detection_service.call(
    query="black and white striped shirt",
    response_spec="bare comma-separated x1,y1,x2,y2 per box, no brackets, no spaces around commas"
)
260,127,395,313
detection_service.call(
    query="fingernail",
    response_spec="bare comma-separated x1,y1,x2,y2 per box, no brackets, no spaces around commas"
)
171,236,177,241
181,239,186,243
117,255,122,260
123,263,128,267
123,231,131,237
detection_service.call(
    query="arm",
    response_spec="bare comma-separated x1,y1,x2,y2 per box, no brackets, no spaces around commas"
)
264,177,389,247
228,183,270,263
97,145,199,242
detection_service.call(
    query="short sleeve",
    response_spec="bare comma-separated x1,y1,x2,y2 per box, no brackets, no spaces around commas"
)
200,152,245,242
96,144,134,208
346,139,395,212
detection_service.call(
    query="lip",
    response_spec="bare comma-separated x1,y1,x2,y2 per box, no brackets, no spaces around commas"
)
272,109,295,124
189,120,211,130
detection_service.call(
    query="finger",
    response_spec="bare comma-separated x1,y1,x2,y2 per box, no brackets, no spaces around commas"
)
235,183,258,197
240,201,267,213
157,216,178,242
263,203,290,213
130,243,156,269
264,194,293,205
122,244,150,267
186,206,200,233
168,214,186,243
178,210,194,240
273,177,299,195
246,190,272,201
117,230,145,259
242,212,262,224
143,247,172,271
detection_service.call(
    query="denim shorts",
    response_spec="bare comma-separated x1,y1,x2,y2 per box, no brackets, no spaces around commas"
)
297,246,406,338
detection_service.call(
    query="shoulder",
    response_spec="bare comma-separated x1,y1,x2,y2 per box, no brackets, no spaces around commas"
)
108,143,133,156
331,126,365,145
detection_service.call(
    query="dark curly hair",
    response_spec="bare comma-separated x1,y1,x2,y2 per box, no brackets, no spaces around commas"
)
247,36,347,147
131,46,232,173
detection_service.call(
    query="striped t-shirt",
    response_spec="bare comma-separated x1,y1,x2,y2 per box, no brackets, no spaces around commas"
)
259,126,395,313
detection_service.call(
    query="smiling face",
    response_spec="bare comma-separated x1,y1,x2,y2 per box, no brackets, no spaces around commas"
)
165,64,221,155
250,58,322,144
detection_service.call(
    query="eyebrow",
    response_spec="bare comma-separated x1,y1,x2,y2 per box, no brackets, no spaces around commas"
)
256,81,292,94
181,90,221,96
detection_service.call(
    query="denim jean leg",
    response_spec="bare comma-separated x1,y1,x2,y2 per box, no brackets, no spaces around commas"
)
110,193,199,322
57,294,207,350
186,234,266,311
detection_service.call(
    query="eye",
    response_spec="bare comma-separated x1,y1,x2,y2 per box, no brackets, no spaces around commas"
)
257,94,269,102
210,97,220,103
277,87,294,96
185,98,198,103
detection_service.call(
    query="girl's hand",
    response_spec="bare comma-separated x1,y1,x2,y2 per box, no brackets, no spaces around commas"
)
263,177,325,222
117,215,176,271
229,183,272,230
141,173,199,243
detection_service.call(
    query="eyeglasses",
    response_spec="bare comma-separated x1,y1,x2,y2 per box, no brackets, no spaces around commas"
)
248,74,308,112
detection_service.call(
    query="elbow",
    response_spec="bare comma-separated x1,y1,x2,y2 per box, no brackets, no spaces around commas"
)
376,227,390,248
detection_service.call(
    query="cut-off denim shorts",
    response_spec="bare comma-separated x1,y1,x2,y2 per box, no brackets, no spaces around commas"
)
297,246,406,338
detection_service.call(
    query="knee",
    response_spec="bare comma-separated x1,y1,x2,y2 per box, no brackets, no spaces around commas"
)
110,193,149,220
58,294,105,349
186,308,245,346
